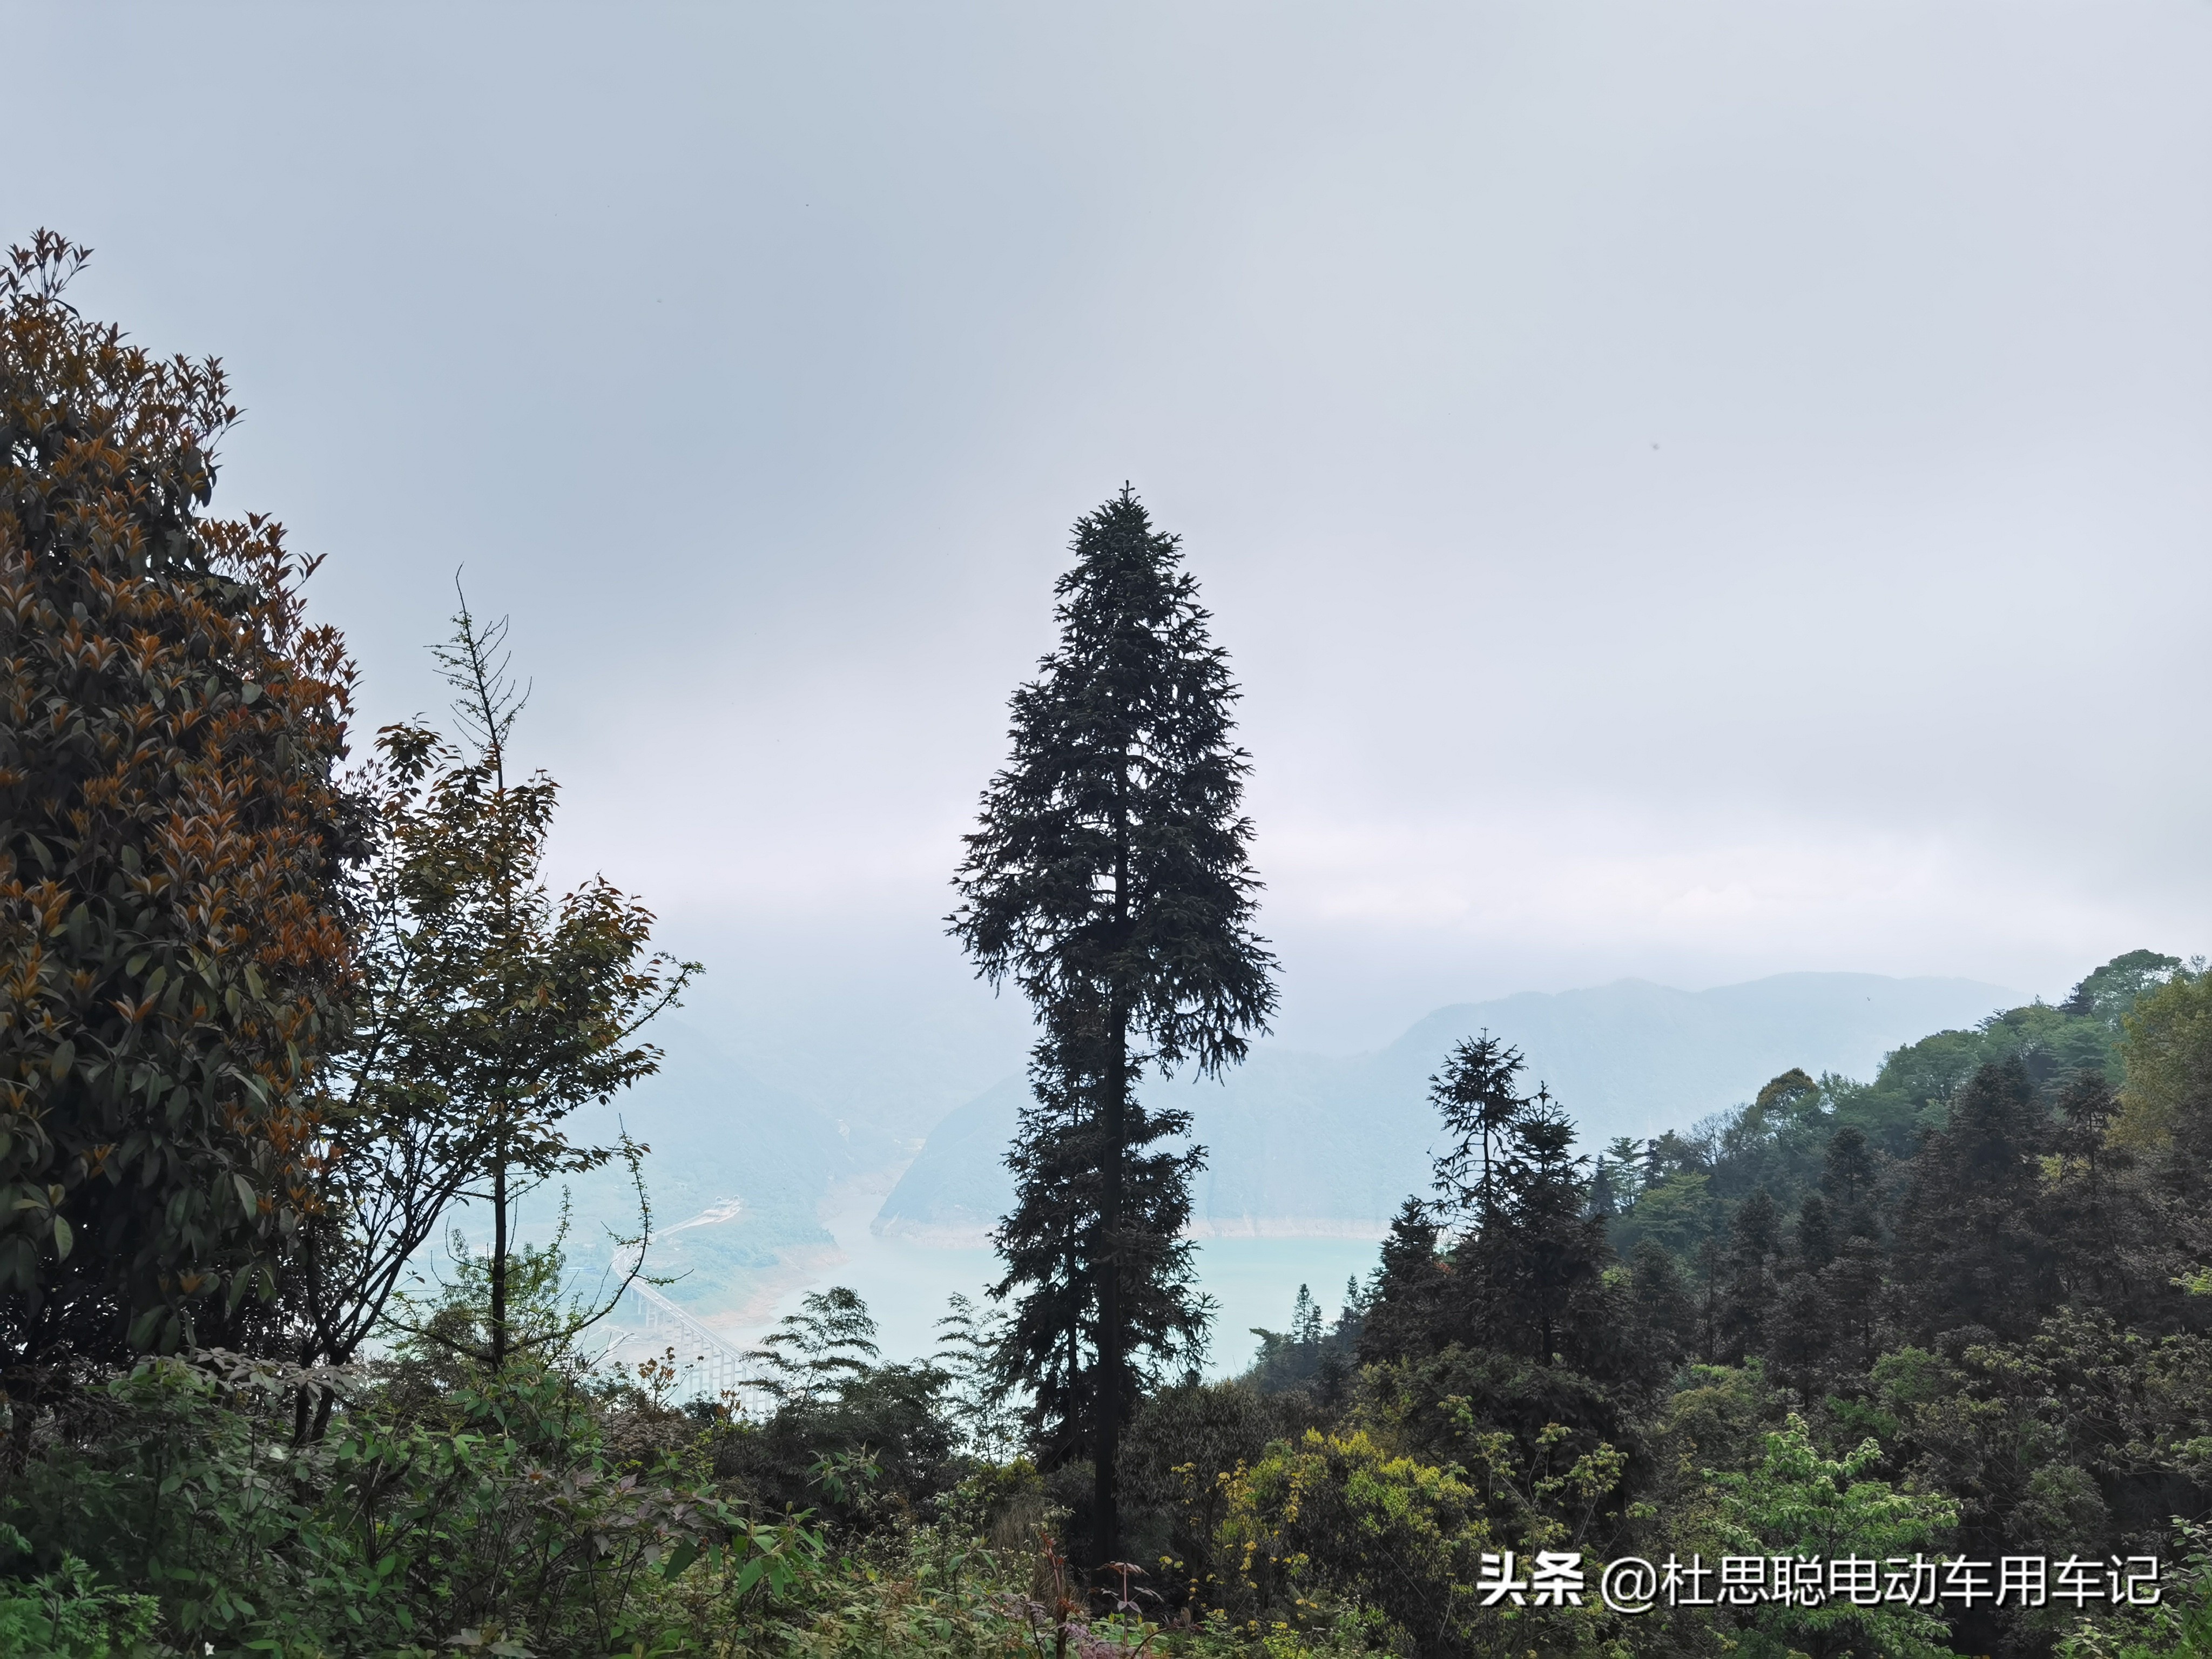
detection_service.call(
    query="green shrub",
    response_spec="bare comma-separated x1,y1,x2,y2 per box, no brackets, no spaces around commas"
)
1207,1424,1611,1657
2,1352,817,1657
2057,1519,2212,1659
0,1542,159,1658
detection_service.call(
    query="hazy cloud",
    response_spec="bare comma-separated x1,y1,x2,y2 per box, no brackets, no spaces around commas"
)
8,1,2207,1055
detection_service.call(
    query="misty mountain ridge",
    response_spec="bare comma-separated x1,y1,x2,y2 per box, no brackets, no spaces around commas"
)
874,971,2015,1245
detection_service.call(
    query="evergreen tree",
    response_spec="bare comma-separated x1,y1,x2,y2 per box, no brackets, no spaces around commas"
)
1793,1191,1836,1271
1378,1040,1618,1373
1718,1189,1782,1363
1819,1233,1887,1377
0,233,359,1370
1624,1237,1691,1389
1602,1136,1644,1203
950,488,1277,1566
1692,1232,1728,1362
1291,1283,1322,1348
1358,1197,1443,1365
1466,1095,1613,1366
1314,1278,1365,1409
1588,1155,1627,1219
1894,1058,2055,1341
2045,1070,2149,1315
991,1017,1208,1468
1428,1034,1529,1233
1245,1282,1344,1399
1820,1124,1880,1239
1765,1272,1834,1404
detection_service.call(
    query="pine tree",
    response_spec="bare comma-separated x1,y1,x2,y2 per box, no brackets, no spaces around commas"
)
1428,1034,1528,1231
1894,1057,2056,1340
1602,1136,1644,1204
1765,1274,1833,1405
1358,1197,1444,1365
1792,1192,1836,1271
1387,1038,1617,1372
1692,1233,1727,1363
991,1018,1208,1469
1291,1283,1323,1349
2046,1070,2146,1314
951,488,1277,1566
1466,1094,1614,1367
1718,1189,1782,1363
1810,1125,1887,1373
1624,1237,1691,1391
1314,1278,1365,1408
1246,1282,1334,1397
1588,1156,1626,1219
1819,1233,1887,1377
1819,1125,1880,1239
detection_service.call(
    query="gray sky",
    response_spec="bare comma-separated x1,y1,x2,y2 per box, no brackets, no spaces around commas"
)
10,3,2209,1056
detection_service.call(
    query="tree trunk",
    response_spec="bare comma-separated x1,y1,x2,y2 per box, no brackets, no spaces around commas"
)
490,1130,509,1371
1095,774,1132,1572
1095,999,1124,1572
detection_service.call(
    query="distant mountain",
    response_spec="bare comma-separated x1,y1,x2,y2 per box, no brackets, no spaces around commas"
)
873,972,2016,1243
550,1020,869,1317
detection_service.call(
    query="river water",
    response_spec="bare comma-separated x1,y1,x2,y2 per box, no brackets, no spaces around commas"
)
739,1183,1383,1376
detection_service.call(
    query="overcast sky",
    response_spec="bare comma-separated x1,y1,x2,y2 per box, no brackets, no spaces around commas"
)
9,3,2209,1056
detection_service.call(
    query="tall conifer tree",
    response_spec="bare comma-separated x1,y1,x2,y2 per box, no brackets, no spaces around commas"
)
952,488,1277,1567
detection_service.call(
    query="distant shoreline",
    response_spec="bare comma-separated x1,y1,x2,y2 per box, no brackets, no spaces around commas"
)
871,1216,1393,1246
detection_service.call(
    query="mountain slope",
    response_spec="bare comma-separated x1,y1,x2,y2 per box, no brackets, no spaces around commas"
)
551,1020,867,1315
873,972,2015,1242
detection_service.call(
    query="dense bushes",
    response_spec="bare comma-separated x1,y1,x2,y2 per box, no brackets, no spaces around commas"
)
0,1350,791,1656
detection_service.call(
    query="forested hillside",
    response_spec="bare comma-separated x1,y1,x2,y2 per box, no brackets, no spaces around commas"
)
1217,949,2212,1658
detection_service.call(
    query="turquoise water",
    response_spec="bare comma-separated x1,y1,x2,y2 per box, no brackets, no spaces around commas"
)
741,1192,1381,1376
1193,1236,1380,1364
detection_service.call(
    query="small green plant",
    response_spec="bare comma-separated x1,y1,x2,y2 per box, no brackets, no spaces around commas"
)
0,1534,159,1659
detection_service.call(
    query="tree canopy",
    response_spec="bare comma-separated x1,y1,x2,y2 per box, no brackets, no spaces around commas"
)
0,231,359,1366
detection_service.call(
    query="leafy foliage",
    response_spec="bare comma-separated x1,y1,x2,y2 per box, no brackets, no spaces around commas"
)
317,594,693,1379
1,1346,802,1657
0,1539,158,1658
0,231,361,1368
1712,1414,1956,1659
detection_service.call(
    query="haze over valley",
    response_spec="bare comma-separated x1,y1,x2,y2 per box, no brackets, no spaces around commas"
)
561,968,2015,1362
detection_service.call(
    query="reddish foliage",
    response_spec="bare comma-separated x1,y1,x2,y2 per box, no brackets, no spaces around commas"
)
0,230,359,1370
